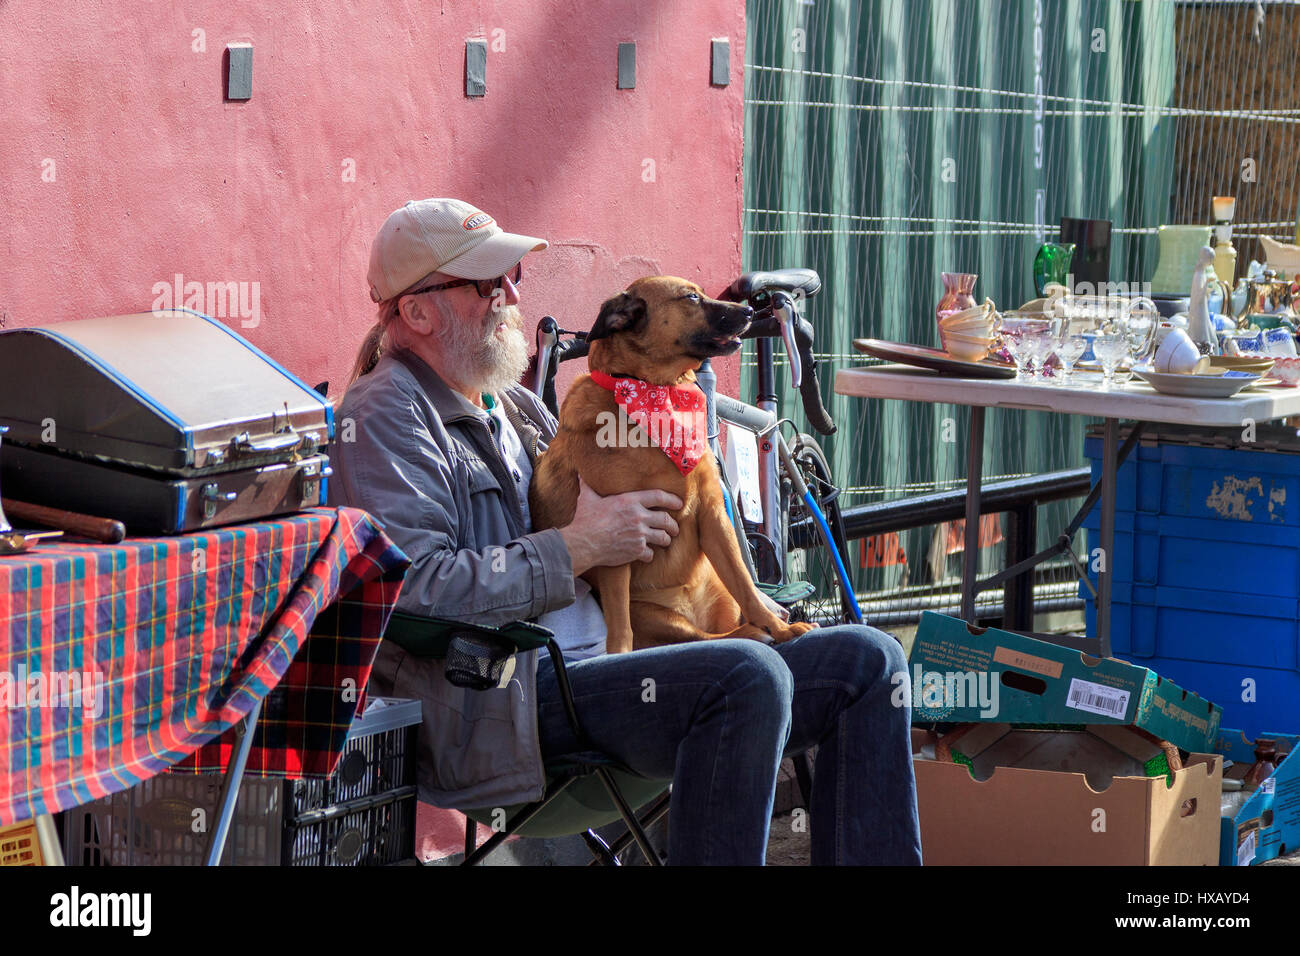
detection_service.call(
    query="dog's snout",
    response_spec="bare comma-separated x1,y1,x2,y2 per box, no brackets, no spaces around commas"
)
706,299,753,332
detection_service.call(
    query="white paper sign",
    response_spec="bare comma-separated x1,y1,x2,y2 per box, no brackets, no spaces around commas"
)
723,425,762,522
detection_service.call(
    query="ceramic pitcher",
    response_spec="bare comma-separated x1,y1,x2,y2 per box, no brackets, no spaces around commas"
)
1150,225,1213,296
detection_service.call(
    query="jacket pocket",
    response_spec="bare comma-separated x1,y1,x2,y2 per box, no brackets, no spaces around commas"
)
461,452,502,495
453,452,505,551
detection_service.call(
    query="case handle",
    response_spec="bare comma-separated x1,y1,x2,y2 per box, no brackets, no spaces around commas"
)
229,429,301,457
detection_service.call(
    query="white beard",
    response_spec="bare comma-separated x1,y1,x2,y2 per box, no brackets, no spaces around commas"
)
434,303,530,396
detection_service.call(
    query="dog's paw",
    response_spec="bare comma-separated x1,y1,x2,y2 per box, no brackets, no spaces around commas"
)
765,621,816,643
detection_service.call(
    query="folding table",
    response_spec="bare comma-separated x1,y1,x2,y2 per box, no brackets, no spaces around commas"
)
0,506,407,866
835,365,1300,657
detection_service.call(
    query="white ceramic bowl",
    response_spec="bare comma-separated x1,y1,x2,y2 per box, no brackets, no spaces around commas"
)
944,330,996,347
941,317,995,336
1154,328,1200,374
945,338,992,362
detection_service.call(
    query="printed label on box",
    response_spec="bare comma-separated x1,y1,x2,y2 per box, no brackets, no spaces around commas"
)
993,646,1064,679
1065,678,1131,719
1238,828,1257,867
1261,777,1275,796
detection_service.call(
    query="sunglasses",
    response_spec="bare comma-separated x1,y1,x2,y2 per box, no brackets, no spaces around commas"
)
406,261,523,299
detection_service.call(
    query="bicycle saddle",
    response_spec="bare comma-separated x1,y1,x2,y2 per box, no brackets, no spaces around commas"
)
721,268,822,303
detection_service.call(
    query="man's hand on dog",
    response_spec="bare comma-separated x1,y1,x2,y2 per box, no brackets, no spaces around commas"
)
560,478,682,575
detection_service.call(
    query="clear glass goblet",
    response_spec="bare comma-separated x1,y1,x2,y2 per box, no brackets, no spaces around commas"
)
1093,332,1128,389
1054,332,1088,386
1023,330,1055,383
999,329,1031,382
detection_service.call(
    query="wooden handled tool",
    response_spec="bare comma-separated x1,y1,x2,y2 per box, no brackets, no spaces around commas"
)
1,498,126,543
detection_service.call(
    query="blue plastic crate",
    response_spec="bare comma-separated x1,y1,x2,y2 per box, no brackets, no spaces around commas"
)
1081,510,1300,595
1083,434,1300,525
1082,571,1300,738
1080,433,1300,738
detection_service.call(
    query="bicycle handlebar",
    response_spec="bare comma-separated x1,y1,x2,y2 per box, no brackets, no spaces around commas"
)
740,307,836,436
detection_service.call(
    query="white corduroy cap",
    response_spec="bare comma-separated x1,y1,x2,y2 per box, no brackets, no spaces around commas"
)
366,198,548,302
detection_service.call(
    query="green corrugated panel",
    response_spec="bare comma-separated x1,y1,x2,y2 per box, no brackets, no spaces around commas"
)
743,0,1176,603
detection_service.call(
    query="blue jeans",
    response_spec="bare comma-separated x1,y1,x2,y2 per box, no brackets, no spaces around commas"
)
534,625,922,865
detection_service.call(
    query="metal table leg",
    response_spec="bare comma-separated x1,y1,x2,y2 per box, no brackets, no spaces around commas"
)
1097,417,1118,659
960,407,986,623
203,698,263,866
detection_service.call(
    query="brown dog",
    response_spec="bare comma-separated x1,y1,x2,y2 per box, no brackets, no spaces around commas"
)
529,276,815,653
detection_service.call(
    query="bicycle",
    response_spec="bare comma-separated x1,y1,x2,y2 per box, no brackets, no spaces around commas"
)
529,268,862,628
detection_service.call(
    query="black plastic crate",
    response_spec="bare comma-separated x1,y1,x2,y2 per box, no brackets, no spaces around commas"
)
289,698,419,815
63,697,420,866
284,789,418,865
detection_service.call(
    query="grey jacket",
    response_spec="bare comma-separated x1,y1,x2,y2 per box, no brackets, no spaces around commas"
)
327,347,573,809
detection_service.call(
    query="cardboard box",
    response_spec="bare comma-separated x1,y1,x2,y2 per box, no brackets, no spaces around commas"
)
908,612,1222,754
913,729,1222,865
944,724,1171,791
1215,729,1300,866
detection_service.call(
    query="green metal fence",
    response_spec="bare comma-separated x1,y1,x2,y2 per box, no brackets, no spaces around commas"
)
742,0,1182,614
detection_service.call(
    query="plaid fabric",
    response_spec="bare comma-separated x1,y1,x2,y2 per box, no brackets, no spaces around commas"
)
0,507,408,826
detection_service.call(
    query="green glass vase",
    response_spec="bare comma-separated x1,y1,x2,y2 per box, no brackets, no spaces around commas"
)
1033,242,1075,297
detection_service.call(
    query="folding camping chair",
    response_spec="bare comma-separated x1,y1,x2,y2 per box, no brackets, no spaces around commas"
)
382,612,672,866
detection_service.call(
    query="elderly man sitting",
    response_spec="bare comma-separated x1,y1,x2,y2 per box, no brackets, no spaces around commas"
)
328,198,921,865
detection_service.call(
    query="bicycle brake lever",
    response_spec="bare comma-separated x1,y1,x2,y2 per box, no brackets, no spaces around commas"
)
772,293,803,389
534,316,560,396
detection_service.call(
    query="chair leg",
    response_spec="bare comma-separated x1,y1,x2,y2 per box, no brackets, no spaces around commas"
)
595,767,664,866
580,829,621,866
599,790,671,863
464,817,477,858
460,776,578,866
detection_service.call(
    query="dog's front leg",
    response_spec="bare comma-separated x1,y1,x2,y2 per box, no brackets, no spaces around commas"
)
588,564,636,654
697,482,814,643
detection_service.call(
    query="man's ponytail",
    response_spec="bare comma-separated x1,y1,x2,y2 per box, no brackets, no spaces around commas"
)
346,299,403,389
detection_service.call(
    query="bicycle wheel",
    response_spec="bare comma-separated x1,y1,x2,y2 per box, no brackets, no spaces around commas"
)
782,433,859,625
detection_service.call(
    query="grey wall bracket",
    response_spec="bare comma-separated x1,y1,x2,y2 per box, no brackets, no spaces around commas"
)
225,43,252,101
466,39,487,97
618,42,636,89
711,39,730,86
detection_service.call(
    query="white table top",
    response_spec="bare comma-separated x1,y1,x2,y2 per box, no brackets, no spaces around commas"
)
835,364,1300,427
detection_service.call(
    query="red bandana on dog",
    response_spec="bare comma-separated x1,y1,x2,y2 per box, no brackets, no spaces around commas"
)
589,369,708,475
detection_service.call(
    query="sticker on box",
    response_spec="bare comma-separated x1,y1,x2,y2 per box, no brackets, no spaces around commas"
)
1065,678,1130,719
1237,828,1257,867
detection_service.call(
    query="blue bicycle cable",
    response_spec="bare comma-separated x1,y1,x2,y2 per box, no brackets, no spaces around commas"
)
801,488,863,624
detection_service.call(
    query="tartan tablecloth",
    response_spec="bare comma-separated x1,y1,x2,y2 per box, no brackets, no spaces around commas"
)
0,506,408,826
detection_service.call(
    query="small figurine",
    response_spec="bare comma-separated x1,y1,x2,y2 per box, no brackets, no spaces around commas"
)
1186,245,1219,355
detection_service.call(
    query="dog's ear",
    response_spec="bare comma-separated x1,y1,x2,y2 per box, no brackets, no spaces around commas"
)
587,292,648,342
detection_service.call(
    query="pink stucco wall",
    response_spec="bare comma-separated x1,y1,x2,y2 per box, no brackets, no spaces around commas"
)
0,0,746,398
2,0,746,863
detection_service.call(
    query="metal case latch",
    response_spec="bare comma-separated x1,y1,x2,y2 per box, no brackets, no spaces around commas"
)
201,483,237,519
298,460,330,505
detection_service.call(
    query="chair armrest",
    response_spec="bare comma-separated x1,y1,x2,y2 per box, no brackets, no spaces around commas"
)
382,612,590,747
383,611,553,658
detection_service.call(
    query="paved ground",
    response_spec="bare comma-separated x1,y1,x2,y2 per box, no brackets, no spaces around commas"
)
767,815,811,865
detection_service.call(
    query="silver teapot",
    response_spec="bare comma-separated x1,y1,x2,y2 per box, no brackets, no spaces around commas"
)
1234,268,1297,330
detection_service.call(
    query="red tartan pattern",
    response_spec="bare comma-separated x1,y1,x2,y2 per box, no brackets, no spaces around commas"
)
0,507,408,826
